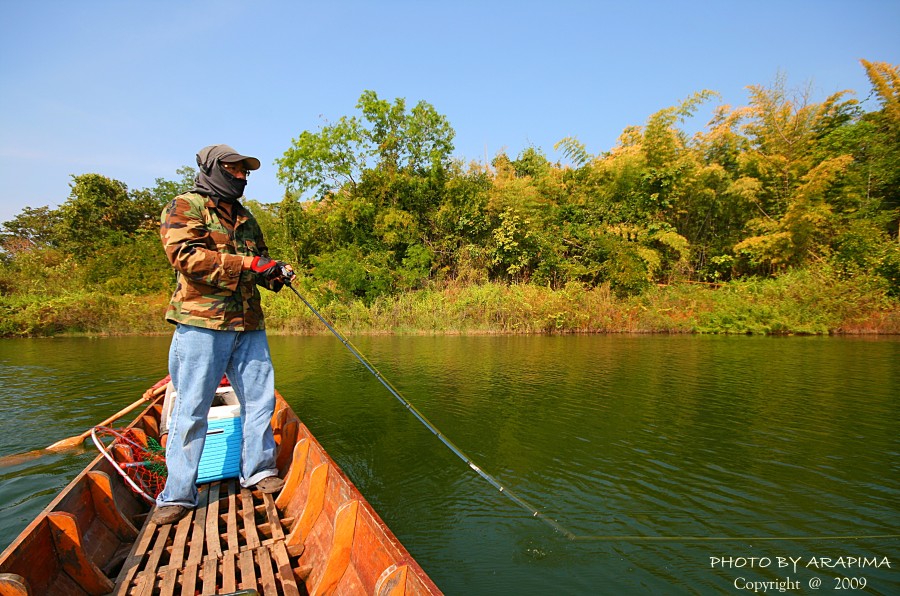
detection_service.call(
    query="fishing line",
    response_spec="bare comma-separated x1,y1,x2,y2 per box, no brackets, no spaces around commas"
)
284,282,900,544
284,283,560,526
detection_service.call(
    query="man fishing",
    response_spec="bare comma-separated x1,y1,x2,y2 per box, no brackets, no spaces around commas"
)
152,144,293,525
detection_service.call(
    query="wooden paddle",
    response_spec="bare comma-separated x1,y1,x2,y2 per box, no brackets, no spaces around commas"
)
48,380,169,449
0,378,170,468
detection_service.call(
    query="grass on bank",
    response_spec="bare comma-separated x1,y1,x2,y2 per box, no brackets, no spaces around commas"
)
1,268,898,338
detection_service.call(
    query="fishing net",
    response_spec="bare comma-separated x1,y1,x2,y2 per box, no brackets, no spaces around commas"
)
91,426,167,504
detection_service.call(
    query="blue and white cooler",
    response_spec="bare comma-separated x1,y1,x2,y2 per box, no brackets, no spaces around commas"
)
161,384,243,484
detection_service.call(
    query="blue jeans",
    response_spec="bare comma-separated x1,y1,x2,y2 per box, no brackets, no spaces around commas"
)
156,324,279,508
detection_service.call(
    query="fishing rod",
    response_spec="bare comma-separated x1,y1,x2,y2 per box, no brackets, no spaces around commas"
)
283,279,900,544
282,280,574,537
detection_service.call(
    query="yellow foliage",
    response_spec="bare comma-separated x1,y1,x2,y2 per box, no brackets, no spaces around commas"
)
740,74,855,197
374,208,418,246
605,224,643,242
794,155,854,202
652,230,691,262
734,231,794,267
696,164,730,194
708,104,749,133
636,246,661,278
613,126,644,152
861,59,900,127
487,175,544,215
731,153,850,270
727,175,763,206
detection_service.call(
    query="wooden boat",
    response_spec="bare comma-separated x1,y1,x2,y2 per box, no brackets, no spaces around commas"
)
0,378,442,595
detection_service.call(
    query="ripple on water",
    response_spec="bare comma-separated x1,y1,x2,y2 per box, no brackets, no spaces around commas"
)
2,335,898,595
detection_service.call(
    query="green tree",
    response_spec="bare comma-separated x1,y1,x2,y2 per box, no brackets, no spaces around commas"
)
639,90,717,214
555,136,593,168
277,90,455,199
858,60,900,232
0,206,62,256
130,166,197,221
431,162,493,282
56,174,145,254
276,91,456,300
734,155,853,270
720,74,862,274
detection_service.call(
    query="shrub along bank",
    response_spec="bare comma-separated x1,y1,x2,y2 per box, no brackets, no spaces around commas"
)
1,270,897,338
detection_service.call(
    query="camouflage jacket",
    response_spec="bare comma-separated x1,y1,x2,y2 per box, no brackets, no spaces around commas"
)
160,192,280,331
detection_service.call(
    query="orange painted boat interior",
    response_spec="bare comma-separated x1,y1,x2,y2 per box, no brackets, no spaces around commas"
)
0,384,441,595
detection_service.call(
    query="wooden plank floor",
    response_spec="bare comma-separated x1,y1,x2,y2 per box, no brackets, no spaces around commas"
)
114,480,304,595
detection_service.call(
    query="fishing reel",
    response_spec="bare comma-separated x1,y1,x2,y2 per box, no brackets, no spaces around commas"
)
279,264,296,284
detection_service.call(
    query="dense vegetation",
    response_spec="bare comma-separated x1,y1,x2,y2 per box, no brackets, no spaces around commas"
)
1,60,898,336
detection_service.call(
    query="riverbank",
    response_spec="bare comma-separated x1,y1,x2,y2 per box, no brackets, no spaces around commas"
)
2,268,898,337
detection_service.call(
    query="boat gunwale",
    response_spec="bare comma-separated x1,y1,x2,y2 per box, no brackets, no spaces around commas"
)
0,395,163,567
0,380,443,595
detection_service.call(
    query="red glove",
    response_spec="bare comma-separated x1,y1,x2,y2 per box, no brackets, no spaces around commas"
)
249,256,280,280
249,256,293,282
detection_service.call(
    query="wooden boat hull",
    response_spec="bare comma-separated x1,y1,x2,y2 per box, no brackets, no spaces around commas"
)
0,380,442,595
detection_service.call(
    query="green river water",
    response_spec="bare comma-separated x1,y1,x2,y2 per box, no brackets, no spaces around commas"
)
0,335,897,594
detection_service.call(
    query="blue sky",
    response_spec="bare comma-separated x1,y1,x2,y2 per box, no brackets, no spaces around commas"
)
1,0,898,223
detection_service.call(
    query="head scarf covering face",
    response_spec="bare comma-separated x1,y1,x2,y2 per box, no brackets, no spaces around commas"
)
190,144,250,202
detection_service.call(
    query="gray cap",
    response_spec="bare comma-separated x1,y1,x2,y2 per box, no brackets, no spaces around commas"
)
198,144,261,171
